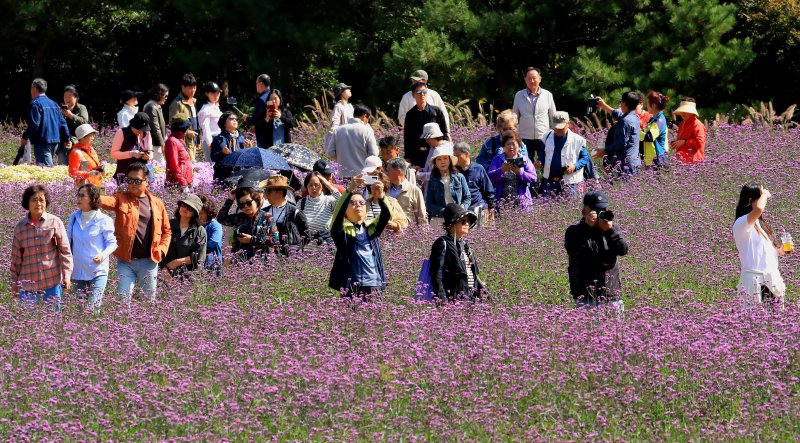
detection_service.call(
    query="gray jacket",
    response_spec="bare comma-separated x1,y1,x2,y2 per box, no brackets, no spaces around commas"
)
324,117,378,177
144,100,167,147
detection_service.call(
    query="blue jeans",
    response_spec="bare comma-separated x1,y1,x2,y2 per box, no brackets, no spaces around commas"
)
542,179,584,198
20,283,62,311
56,143,70,166
117,258,158,303
73,274,109,311
33,142,59,167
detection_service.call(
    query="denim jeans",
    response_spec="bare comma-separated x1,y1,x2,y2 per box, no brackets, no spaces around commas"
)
73,274,109,312
20,283,62,311
33,142,59,167
542,179,585,199
117,258,158,303
56,143,70,166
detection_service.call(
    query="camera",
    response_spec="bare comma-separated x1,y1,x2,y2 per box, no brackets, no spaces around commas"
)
234,225,249,238
598,210,614,221
587,94,598,114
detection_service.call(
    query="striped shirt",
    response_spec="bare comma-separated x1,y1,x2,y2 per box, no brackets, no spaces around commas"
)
300,189,341,232
11,212,73,292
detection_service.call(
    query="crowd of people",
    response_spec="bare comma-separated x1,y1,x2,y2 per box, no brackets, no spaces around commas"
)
12,66,789,309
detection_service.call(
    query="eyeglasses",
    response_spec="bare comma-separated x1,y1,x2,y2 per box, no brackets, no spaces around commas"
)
77,194,89,199
349,200,367,207
228,117,238,121
238,199,255,208
414,90,428,95
126,177,146,185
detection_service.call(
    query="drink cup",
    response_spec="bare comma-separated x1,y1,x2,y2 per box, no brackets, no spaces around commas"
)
781,232,794,253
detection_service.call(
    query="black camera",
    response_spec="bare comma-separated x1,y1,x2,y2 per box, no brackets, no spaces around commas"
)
234,225,249,238
587,94,598,114
598,210,615,221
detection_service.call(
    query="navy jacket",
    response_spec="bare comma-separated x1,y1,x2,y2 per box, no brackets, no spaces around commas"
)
605,109,641,169
458,162,494,210
246,89,270,148
23,94,70,145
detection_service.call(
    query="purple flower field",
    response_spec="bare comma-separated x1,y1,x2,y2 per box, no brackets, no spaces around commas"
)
0,123,798,441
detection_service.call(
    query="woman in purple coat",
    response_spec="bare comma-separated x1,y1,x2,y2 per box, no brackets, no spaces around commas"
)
487,131,537,208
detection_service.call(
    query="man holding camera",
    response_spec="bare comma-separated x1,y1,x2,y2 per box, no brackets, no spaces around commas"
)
564,191,629,308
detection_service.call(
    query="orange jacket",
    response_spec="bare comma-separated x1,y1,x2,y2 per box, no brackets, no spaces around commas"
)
675,116,706,163
68,143,103,187
100,190,171,263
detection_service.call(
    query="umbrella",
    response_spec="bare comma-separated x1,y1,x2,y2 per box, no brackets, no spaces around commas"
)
222,168,275,187
268,143,321,171
219,147,291,170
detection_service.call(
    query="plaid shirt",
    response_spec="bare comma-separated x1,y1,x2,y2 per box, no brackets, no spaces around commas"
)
11,212,73,292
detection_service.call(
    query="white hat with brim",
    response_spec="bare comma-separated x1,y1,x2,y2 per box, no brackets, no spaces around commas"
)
674,101,699,116
420,122,444,140
361,155,383,174
428,142,458,169
75,124,97,140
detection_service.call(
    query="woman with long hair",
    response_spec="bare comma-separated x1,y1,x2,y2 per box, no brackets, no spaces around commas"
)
732,183,786,306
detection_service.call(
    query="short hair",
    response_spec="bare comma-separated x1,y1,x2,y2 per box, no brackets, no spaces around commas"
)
235,187,260,202
353,104,372,119
218,111,235,130
32,78,47,93
523,67,541,77
149,83,169,101
127,162,150,178
379,136,398,149
411,81,427,93
257,74,271,88
646,90,670,111
453,142,471,155
501,131,522,148
63,84,79,98
77,184,101,210
22,184,50,210
198,194,217,220
496,109,518,128
621,91,640,110
386,157,407,172
180,73,197,87
681,96,696,103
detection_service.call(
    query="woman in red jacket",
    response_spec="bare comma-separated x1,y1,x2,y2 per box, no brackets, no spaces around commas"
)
670,98,706,163
164,119,194,190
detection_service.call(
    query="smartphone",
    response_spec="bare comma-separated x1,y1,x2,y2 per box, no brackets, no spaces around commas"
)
363,175,377,185
60,104,68,110
80,160,89,172
226,97,238,106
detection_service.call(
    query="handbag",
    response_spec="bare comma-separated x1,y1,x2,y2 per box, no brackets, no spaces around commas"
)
414,259,434,301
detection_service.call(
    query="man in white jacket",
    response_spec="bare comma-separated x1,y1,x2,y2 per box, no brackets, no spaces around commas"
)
325,104,379,179
397,69,451,133
512,67,557,161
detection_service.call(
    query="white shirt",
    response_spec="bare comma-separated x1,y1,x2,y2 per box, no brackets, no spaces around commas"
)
117,105,138,128
330,101,354,133
198,103,222,146
397,88,450,131
733,215,780,273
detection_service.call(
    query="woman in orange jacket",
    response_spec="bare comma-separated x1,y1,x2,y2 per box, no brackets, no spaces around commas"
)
670,98,707,163
68,124,104,187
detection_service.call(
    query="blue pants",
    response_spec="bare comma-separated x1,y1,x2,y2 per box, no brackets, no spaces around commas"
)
33,142,59,167
542,179,584,198
56,143,70,165
73,274,109,312
117,258,158,303
20,283,62,311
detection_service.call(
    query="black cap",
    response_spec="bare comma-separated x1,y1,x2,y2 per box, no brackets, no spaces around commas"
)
121,90,141,103
313,159,333,175
582,191,609,212
204,81,221,93
442,203,477,230
129,112,150,131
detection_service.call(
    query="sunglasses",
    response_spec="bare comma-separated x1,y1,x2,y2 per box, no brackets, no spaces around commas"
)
349,200,367,207
414,90,428,95
238,199,255,208
126,177,146,185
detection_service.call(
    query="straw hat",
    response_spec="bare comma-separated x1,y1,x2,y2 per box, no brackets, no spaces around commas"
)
673,101,698,116
263,175,294,192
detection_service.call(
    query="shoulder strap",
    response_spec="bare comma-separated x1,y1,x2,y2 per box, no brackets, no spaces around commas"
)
300,197,307,211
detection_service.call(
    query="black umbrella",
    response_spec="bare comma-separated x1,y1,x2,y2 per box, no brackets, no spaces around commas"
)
219,147,292,170
268,143,321,171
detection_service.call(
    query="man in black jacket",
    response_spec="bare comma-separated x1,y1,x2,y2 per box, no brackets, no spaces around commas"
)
564,191,629,308
403,82,448,169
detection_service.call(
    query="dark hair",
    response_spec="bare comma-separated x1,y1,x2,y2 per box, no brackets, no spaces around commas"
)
174,203,200,227
77,184,101,210
198,194,217,220
268,89,284,110
386,157,407,172
257,74,271,88
379,136,398,149
63,84,79,99
353,104,372,119
303,171,332,196
218,111,235,130
647,90,670,111
22,184,50,210
621,91,640,110
127,162,150,178
32,78,47,93
180,73,197,87
370,173,391,194
523,66,541,77
431,154,457,177
410,81,427,93
635,91,645,105
681,96,696,103
501,131,522,149
149,83,169,101
735,183,778,247
235,187,261,202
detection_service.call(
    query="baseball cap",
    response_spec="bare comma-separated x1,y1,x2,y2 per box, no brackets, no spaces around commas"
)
552,111,570,130
313,159,333,175
583,191,609,212
409,70,429,82
361,155,383,174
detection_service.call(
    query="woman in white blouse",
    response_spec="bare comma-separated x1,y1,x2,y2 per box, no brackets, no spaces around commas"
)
732,183,786,307
329,83,353,133
198,82,223,162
